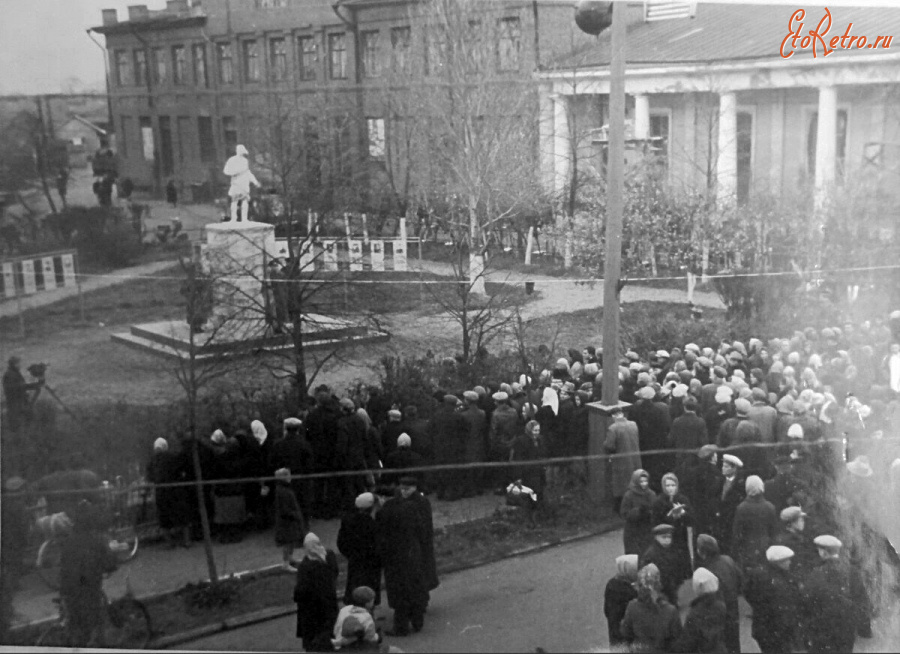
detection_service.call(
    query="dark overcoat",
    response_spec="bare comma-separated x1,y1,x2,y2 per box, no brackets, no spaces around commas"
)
620,483,656,556
147,449,193,530
336,509,382,605
620,596,682,653
640,541,686,606
714,474,746,554
744,563,800,652
405,491,439,591
375,496,429,612
630,399,672,491
604,576,638,646
672,592,728,653
699,554,742,654
682,462,723,536
731,494,778,570
274,482,305,546
293,551,340,650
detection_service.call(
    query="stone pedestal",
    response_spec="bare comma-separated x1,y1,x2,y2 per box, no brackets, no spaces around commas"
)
202,221,277,337
586,400,632,510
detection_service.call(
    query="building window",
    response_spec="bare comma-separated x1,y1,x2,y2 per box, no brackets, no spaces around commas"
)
193,43,208,88
361,31,380,78
255,0,286,6
159,116,174,177
333,117,353,181
133,49,147,86
497,17,521,71
243,40,260,82
425,30,446,76
198,116,216,163
269,37,287,82
151,47,167,85
736,111,753,205
328,33,347,80
217,42,234,84
390,27,410,74
172,45,186,85
222,116,238,156
298,35,317,81
114,50,131,86
650,113,670,163
367,118,385,160
807,109,848,180
176,116,191,165
139,116,154,161
119,115,132,158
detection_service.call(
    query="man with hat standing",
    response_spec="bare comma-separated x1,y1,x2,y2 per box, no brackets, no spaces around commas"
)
380,409,406,460
681,445,723,538
603,406,642,515
459,390,487,498
383,434,424,490
704,387,734,444
804,535,867,654
2,355,44,433
764,454,802,514
398,476,439,602
429,395,467,501
337,492,382,607
714,454,746,555
489,391,519,492
700,365,728,415
639,523,684,606
631,385,672,493
269,417,315,522
744,545,801,654
336,399,371,512
775,506,817,579
668,396,708,471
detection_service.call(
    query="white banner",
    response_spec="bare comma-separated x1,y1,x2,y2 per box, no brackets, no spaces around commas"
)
42,257,57,290
2,263,15,298
61,253,76,287
370,240,385,272
392,240,407,272
21,259,36,295
322,240,338,271
348,240,363,271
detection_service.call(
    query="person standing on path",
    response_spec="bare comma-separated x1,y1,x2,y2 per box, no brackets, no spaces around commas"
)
620,563,682,652
274,467,306,571
620,469,656,556
604,554,639,649
604,407,642,515
293,532,340,652
337,492,382,607
695,534,742,654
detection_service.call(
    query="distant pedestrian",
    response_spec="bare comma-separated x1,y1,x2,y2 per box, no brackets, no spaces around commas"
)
56,168,69,207
337,492,382,607
620,563,682,652
672,567,728,653
604,554,639,648
620,469,656,556
166,178,178,208
274,468,305,571
294,532,340,652
146,437,192,549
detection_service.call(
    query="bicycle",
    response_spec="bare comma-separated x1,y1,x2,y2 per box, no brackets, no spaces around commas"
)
36,586,153,649
34,477,141,590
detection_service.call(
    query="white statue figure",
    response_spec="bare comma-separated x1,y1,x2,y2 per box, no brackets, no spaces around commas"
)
222,144,261,222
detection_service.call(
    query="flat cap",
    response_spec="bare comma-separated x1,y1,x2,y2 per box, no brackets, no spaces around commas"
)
734,398,751,416
766,545,795,562
562,382,576,394
463,390,479,402
672,384,688,398
813,535,842,550
656,350,670,359
684,343,701,353
780,506,807,523
492,391,509,402
698,444,718,461
697,356,713,368
636,386,656,400
722,454,743,468
443,394,461,406
339,397,356,410
355,492,375,509
626,351,641,361
398,475,418,486
713,366,728,379
387,409,402,419
629,362,643,372
283,417,303,428
652,523,675,535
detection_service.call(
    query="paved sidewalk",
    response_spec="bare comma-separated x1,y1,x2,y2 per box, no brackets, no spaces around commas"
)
9,492,507,629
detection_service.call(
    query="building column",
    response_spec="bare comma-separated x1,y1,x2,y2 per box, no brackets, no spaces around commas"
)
634,93,650,140
538,85,556,194
552,93,571,197
815,85,837,204
717,91,737,208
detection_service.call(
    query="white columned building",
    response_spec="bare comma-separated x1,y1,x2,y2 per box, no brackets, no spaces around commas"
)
716,91,738,208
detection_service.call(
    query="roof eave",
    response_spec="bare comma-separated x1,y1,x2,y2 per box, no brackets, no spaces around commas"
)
89,15,207,36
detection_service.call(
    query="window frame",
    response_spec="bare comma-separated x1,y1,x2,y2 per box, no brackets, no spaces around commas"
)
172,45,187,85
297,34,318,81
151,47,167,85
328,32,347,80
242,39,261,83
217,42,234,84
133,49,147,87
367,117,385,160
269,36,287,82
497,16,521,72
114,49,131,86
361,30,381,79
192,43,208,88
390,26,411,74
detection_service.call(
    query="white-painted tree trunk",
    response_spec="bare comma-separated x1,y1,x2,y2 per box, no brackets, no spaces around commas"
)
564,230,573,269
525,226,535,265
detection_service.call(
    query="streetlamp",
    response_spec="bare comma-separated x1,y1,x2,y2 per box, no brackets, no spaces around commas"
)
574,0,628,503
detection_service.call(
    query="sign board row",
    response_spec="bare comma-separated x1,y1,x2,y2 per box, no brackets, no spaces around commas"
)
273,238,408,272
0,252,78,299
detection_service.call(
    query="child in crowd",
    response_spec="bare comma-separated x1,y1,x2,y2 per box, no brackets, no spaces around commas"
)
274,467,305,570
332,586,382,651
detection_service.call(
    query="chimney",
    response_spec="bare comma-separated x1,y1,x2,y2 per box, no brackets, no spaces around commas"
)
127,4,149,21
166,0,188,14
101,8,118,25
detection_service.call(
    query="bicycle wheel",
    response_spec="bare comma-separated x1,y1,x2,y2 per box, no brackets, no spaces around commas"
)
36,624,70,647
108,523,139,563
105,597,152,649
36,538,62,590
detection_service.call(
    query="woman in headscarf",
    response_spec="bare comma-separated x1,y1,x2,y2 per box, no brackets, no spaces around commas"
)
294,532,339,652
248,419,273,529
651,472,694,583
146,437,193,548
510,420,548,513
604,554,639,648
535,387,560,486
620,563,682,652
337,492,382,607
620,469,657,556
731,475,778,573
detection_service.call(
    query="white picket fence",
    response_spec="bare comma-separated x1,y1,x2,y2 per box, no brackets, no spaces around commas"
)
0,249,79,300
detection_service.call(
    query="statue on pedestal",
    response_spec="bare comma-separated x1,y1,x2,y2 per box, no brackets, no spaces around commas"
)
222,144,261,222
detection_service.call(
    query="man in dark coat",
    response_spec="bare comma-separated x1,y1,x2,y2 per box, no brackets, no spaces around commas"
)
337,492,382,606
429,395,468,501
696,534,742,654
763,454,802,514
731,401,771,479
603,406,642,514
335,398,371,512
731,475,779,572
774,506,817,579
459,391,487,497
375,485,430,637
714,454,746,555
60,501,118,647
704,395,734,446
489,392,520,491
804,535,867,654
269,417,315,518
383,433,425,489
294,533,340,651
668,396,709,470
305,391,343,519
639,523,684,606
2,355,43,432
681,445,722,537
672,567,728,654
744,545,801,654
398,476,439,596
630,387,672,493
401,405,432,464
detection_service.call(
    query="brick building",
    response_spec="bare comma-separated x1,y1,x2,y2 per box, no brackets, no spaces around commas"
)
90,0,593,208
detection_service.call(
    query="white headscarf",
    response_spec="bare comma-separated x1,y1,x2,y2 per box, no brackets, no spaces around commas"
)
541,387,559,416
303,532,328,563
153,437,169,452
250,420,268,446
